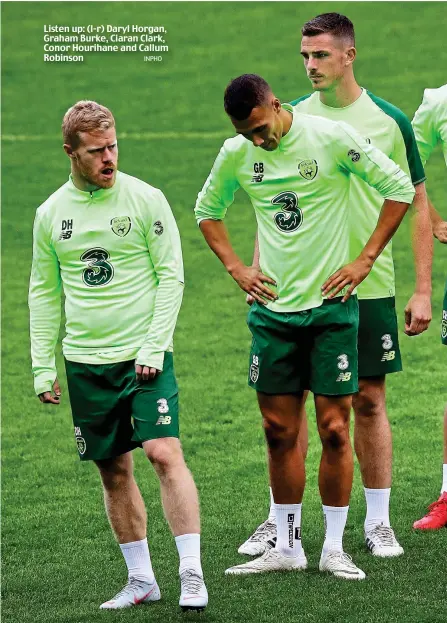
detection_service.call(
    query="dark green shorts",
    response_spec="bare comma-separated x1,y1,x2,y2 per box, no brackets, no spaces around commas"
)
247,297,359,396
442,280,447,346
65,353,179,461
357,297,402,377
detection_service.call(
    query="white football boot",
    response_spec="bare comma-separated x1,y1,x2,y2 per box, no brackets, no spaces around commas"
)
319,550,366,580
238,519,277,556
226,547,307,575
179,568,208,611
100,577,161,609
365,524,404,557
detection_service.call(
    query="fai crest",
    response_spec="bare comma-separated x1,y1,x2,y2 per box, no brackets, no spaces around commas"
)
111,216,131,237
442,319,447,340
76,436,87,455
298,159,318,180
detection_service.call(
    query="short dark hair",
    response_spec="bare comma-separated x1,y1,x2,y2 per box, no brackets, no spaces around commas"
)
301,13,355,46
224,74,272,121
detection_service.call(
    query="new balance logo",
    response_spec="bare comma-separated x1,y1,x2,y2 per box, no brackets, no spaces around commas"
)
381,351,396,362
59,218,73,240
156,415,172,425
336,372,352,382
251,174,264,183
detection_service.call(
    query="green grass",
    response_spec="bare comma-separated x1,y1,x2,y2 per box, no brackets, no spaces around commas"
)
2,2,447,622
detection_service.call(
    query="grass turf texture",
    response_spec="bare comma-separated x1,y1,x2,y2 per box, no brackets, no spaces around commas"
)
2,1,446,622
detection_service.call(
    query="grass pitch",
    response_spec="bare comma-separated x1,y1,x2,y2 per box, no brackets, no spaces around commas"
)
2,2,446,622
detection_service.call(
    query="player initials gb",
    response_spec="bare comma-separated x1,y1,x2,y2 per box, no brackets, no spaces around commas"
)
252,162,264,183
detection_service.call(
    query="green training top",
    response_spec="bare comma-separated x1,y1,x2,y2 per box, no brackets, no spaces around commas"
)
195,104,415,314
412,84,447,166
290,89,425,300
29,171,184,395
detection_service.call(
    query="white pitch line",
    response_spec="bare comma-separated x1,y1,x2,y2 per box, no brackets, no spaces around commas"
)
1,130,230,142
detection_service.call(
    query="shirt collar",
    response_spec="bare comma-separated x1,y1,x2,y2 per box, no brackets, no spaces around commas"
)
68,171,120,199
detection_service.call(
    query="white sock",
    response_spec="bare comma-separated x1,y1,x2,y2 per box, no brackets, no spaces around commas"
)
364,487,391,532
322,505,348,553
273,503,302,557
175,533,202,573
268,487,276,522
441,464,447,494
119,538,155,583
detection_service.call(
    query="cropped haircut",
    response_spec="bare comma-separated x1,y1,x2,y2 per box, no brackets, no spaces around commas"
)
224,74,272,121
301,13,355,46
62,100,115,148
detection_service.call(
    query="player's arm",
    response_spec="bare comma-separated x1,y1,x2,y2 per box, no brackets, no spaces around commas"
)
28,210,62,403
136,190,185,381
428,196,447,243
195,143,276,304
412,91,447,244
389,114,432,335
323,123,415,301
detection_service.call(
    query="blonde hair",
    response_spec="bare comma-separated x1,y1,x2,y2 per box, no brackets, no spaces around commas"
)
62,100,115,148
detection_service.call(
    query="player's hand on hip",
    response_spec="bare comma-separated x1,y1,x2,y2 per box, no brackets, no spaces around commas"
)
404,293,432,336
433,220,447,244
229,264,277,305
322,257,372,302
135,364,160,382
38,377,61,404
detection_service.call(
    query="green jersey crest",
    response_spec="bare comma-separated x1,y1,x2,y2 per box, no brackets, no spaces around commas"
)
111,216,131,237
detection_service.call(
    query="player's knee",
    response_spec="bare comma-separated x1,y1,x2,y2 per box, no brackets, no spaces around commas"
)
353,386,384,420
262,414,299,451
318,413,350,450
144,438,183,474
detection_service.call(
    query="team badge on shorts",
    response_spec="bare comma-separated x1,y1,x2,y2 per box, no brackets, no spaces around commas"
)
250,355,260,383
76,436,87,455
441,311,447,339
111,216,131,237
298,159,318,180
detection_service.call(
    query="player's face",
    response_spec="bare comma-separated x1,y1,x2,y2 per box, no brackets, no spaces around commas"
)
66,128,118,189
230,98,283,151
301,33,353,91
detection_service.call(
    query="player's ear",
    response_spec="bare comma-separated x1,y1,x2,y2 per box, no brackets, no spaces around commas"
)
272,97,282,113
345,46,356,66
63,144,74,158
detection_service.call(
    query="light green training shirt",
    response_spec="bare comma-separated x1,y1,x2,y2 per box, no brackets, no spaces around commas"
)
291,89,426,300
412,84,447,166
195,104,415,314
29,171,184,395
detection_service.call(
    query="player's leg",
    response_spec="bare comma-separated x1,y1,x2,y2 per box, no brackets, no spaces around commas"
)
132,353,207,610
226,392,308,574
64,359,159,610
96,452,161,609
311,296,364,579
413,404,447,529
227,302,309,574
315,394,364,579
354,297,403,556
413,293,447,529
238,393,309,556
